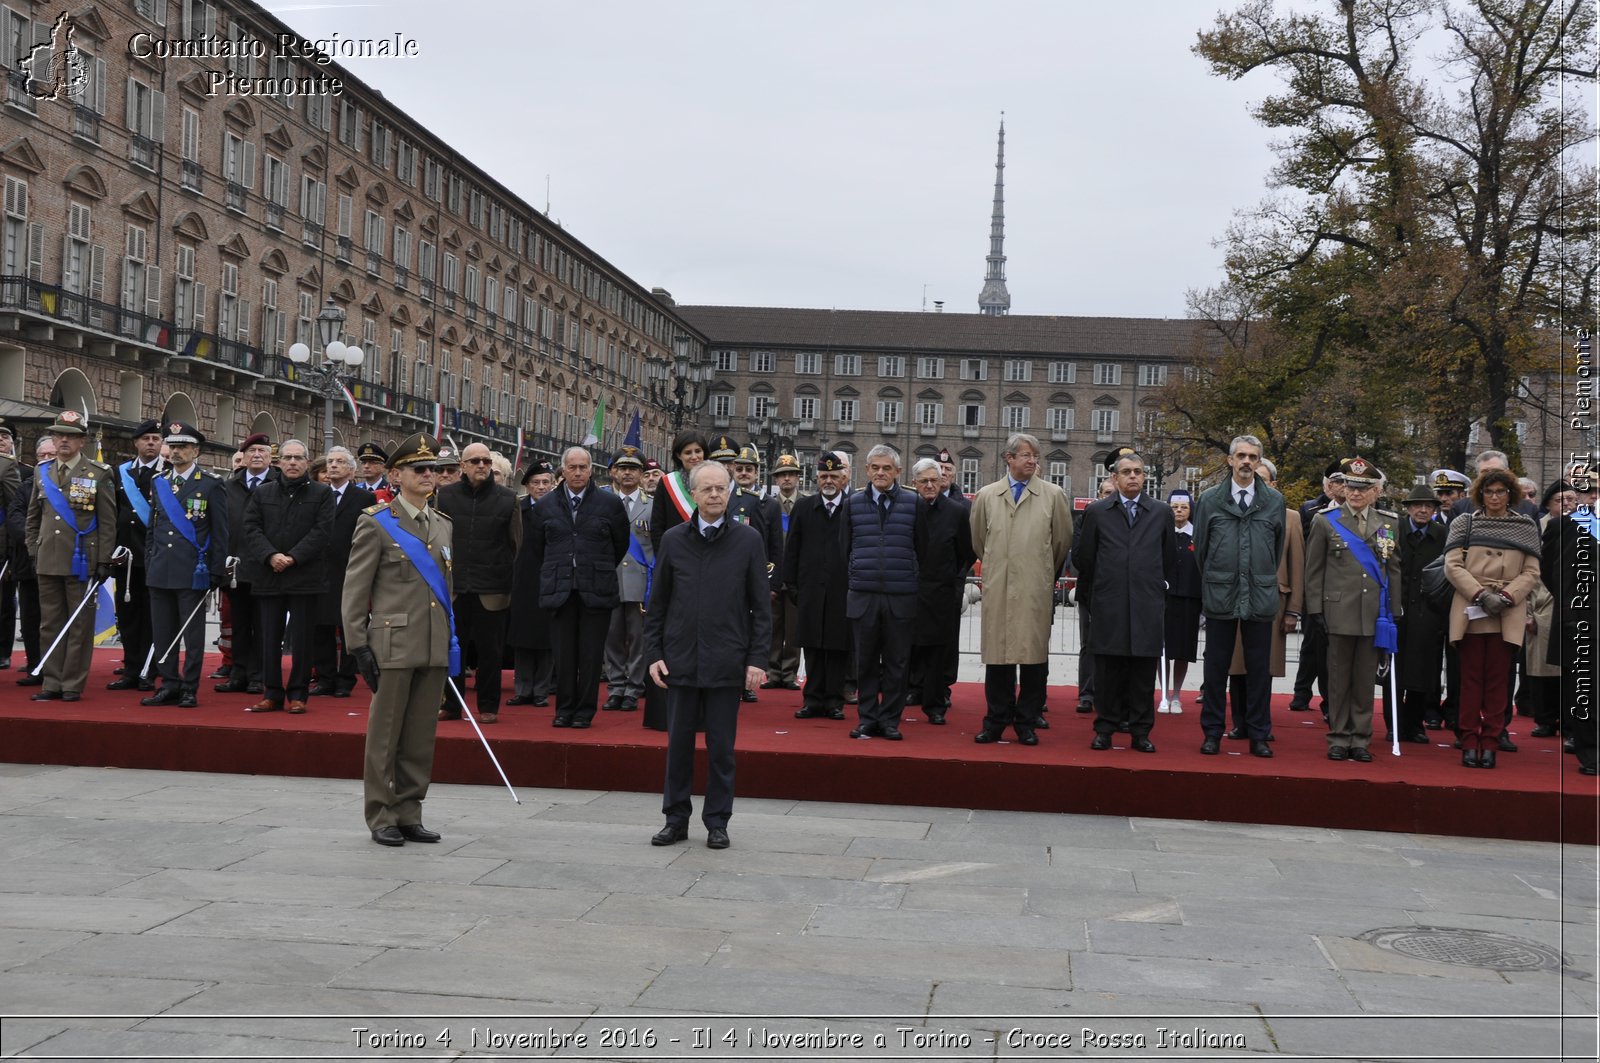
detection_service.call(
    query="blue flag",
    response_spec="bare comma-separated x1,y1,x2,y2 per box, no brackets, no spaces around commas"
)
624,410,642,451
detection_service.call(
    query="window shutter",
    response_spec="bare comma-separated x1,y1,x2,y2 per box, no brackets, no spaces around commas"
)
143,264,161,317
236,298,250,340
120,258,137,310
191,282,205,328
150,88,165,140
125,77,137,131
88,245,105,301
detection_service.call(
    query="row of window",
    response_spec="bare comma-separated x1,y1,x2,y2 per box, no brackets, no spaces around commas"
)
713,350,1173,386
713,393,1147,434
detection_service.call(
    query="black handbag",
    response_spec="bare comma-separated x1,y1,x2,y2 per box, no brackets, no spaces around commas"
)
1420,515,1470,610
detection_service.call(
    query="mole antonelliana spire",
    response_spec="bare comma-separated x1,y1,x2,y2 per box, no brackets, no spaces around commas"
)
977,116,1011,317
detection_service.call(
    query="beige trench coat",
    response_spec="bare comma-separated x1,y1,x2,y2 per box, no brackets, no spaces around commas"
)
969,476,1073,665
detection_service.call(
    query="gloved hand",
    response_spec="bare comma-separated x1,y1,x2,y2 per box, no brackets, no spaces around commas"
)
93,563,113,582
352,645,381,693
1478,590,1509,616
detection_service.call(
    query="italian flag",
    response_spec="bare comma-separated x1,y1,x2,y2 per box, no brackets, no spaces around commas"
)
582,399,605,446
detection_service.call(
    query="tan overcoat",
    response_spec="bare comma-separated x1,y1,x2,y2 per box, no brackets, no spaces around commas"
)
969,476,1073,664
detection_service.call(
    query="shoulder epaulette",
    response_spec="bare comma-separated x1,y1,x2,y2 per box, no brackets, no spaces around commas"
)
86,458,112,472
1376,507,1400,519
363,502,389,516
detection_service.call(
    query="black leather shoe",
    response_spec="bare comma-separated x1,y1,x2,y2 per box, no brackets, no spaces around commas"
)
30,690,61,701
506,694,534,706
1530,725,1559,738
1580,764,1598,776
398,823,441,843
706,827,730,850
214,679,248,693
1250,740,1273,758
1327,746,1349,761
1497,733,1519,752
140,688,182,706
1031,715,1050,730
1404,731,1430,744
1200,736,1220,755
849,724,879,739
926,712,946,725
1462,749,1480,767
602,694,624,711
1479,749,1497,769
1287,699,1311,712
794,708,820,719
309,684,338,697
106,676,139,690
1132,737,1156,753
1565,737,1577,754
826,708,846,720
570,719,591,729
245,682,263,695
551,716,573,728
208,665,232,679
177,691,198,708
332,688,352,699
974,731,1001,744
59,692,80,702
760,680,782,689
879,726,903,741
620,696,637,711
371,826,405,846
741,689,759,703
1075,702,1094,713
137,678,154,691
1224,727,1247,740
843,687,859,704
1349,747,1373,762
532,695,549,707
651,823,688,846
16,674,43,686
905,691,922,705
1017,729,1039,746
1090,733,1112,751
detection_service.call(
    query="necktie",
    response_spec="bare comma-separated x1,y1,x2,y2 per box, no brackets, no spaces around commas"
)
879,492,891,514
1125,499,1138,527
1237,491,1248,512
248,476,260,491
826,500,836,517
1012,481,1025,503
570,492,581,513
703,523,720,542
1357,511,1368,536
782,497,793,516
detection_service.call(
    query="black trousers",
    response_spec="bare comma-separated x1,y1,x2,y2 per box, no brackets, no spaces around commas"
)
551,596,610,722
852,595,914,729
452,595,509,713
256,592,316,702
1292,619,1328,705
311,622,357,693
983,662,1047,736
1076,608,1096,706
1094,654,1158,738
513,647,555,698
663,684,740,829
1202,617,1271,740
1563,624,1597,770
227,584,262,683
801,646,846,712
11,576,39,668
114,562,153,679
913,643,959,710
0,573,14,663
150,586,207,692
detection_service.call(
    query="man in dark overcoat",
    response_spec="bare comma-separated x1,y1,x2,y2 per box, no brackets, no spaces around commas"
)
216,433,279,695
242,439,334,714
1542,485,1598,774
1394,484,1448,743
644,461,771,851
1076,449,1176,752
508,460,556,706
310,447,376,698
141,422,229,708
782,451,852,722
910,457,974,725
759,452,806,690
524,446,629,728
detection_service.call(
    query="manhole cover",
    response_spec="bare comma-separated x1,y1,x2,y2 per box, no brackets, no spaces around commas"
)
1359,926,1568,972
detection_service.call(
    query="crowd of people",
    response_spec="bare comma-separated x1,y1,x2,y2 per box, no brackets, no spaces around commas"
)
7,411,1596,845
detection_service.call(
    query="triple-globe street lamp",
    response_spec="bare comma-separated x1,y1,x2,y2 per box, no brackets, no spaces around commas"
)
647,333,715,434
288,297,365,456
746,412,798,492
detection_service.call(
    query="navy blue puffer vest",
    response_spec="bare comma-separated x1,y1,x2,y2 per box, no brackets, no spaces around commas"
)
847,487,919,595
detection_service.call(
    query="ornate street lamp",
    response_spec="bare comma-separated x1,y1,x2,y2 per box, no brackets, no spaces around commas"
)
288,297,365,455
647,333,714,433
746,412,798,491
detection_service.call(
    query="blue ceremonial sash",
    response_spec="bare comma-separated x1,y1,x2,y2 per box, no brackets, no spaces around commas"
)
37,461,95,580
781,510,790,535
152,473,209,590
626,528,654,604
372,506,460,673
1328,516,1398,654
119,462,151,526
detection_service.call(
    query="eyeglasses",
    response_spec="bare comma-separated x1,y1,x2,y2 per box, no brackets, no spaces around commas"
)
1482,487,1511,496
463,457,492,465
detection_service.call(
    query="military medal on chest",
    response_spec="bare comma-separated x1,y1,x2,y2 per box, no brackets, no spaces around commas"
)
1373,524,1396,562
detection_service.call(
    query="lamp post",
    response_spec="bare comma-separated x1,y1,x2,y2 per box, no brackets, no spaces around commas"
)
746,412,797,491
287,297,365,456
647,333,714,433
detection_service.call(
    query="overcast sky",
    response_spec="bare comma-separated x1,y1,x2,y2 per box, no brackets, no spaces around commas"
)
273,1,1279,319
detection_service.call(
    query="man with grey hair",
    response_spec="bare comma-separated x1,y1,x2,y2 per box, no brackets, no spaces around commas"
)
311,446,377,697
242,439,334,713
910,456,975,724
969,432,1073,744
1192,434,1284,758
842,444,926,740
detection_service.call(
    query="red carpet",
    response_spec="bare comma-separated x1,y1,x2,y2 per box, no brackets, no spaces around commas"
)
2,650,1595,844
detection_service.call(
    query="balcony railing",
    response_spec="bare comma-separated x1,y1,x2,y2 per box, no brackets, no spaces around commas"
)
73,106,100,142
264,202,284,231
6,72,36,113
335,235,352,263
130,133,157,168
300,220,322,247
225,181,247,212
181,160,203,191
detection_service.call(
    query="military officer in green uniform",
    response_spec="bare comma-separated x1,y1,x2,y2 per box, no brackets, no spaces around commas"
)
342,434,456,846
1304,456,1402,762
25,409,118,702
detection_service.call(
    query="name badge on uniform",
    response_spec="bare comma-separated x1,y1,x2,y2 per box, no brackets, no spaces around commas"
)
69,476,97,510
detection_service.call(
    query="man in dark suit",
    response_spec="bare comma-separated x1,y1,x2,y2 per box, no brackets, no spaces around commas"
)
524,446,629,728
4,426,38,679
909,458,974,725
1394,483,1448,743
242,439,334,714
310,446,376,698
842,444,926,741
508,460,557,706
216,433,279,695
141,422,229,708
110,419,165,691
1076,449,1176,753
645,461,771,850
783,452,851,722
760,452,805,690
1290,460,1346,714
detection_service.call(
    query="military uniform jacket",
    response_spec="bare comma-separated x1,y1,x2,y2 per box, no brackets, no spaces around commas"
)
0,454,22,560
25,455,118,577
762,490,806,593
614,489,654,603
114,458,164,568
145,465,230,589
341,501,455,669
1304,505,1403,637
